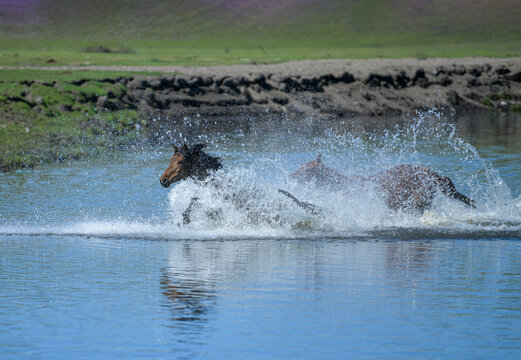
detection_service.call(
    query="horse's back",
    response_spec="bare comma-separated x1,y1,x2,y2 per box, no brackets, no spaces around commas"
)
373,165,442,211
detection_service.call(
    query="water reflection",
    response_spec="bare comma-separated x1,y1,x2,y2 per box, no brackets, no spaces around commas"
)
458,111,521,148
160,267,216,325
385,241,432,271
2,234,521,358
160,242,219,335
154,239,521,356
155,110,521,148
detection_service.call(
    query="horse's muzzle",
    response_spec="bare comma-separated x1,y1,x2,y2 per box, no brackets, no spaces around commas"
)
160,178,171,188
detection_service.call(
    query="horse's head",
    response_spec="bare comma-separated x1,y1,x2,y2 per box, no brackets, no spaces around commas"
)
291,155,349,185
160,144,222,188
290,155,324,182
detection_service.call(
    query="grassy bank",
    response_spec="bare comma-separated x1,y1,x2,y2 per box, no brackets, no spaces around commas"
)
0,69,150,171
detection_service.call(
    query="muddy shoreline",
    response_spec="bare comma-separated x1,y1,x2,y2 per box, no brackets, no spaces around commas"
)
6,58,521,117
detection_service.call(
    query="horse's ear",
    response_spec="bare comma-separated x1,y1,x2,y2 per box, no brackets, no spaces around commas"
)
316,154,322,164
182,144,189,151
173,144,179,153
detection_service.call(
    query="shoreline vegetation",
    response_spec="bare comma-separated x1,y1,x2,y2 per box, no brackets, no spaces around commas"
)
1,58,521,171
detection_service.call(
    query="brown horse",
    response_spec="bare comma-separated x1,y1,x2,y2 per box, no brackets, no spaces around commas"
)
291,155,476,211
160,144,320,223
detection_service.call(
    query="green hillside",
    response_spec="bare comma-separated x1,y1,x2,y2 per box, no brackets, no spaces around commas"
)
1,0,520,63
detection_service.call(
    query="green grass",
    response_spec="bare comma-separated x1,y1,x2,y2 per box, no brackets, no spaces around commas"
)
2,0,519,45
0,106,143,171
1,0,520,67
0,69,148,170
1,40,520,69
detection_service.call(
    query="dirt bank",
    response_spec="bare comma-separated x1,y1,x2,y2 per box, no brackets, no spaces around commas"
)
5,58,521,117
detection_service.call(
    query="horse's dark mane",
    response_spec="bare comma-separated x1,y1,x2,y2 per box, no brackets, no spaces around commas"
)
183,144,222,180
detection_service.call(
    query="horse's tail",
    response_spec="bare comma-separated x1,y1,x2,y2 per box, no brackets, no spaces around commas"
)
438,177,476,208
278,189,321,215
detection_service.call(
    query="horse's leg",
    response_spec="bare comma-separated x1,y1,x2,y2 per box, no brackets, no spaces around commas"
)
438,177,476,208
182,197,200,225
205,208,223,222
278,189,321,215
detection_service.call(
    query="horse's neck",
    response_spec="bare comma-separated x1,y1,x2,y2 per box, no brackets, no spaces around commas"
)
320,164,367,184
192,165,226,189
344,174,368,183
192,158,222,181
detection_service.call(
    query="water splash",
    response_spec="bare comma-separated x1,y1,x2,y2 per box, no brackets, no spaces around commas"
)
163,111,521,238
1,111,520,240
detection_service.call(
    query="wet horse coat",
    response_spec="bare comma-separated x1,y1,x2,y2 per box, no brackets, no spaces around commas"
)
291,155,475,211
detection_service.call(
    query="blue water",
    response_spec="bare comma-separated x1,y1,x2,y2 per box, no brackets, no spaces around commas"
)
1,112,521,358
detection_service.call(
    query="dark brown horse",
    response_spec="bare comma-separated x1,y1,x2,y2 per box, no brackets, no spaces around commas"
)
160,144,224,224
291,155,476,211
160,144,222,188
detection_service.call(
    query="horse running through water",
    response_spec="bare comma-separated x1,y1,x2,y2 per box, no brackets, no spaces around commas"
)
160,144,319,224
160,144,222,188
291,155,476,212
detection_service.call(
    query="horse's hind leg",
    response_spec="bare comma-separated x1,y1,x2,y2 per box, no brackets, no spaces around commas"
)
439,177,476,208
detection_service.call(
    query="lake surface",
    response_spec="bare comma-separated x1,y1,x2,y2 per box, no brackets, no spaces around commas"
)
1,111,521,358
